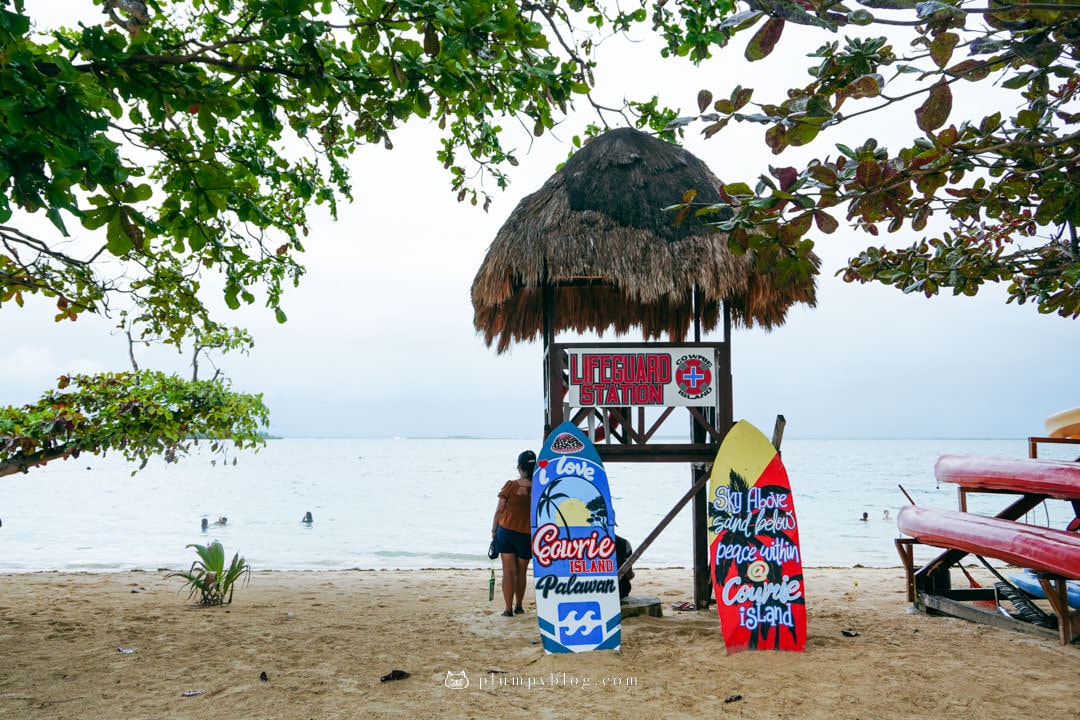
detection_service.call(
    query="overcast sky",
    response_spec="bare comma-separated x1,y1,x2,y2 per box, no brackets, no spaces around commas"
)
3,2,1076,440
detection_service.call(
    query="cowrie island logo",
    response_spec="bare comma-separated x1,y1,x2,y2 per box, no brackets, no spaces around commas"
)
675,354,713,401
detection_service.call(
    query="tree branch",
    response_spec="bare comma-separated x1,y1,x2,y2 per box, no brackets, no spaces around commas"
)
0,443,80,479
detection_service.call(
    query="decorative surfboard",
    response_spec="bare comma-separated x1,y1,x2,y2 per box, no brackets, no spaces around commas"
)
531,421,621,653
708,420,806,654
1045,406,1080,439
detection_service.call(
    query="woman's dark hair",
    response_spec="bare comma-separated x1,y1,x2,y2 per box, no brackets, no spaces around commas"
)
517,450,536,477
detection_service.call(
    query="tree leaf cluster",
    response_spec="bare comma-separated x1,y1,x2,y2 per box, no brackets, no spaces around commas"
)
0,371,268,477
1,0,661,470
661,0,1080,316
1,0,612,346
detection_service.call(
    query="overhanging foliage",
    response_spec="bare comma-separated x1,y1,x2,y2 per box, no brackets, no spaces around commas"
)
656,0,1080,316
0,371,268,477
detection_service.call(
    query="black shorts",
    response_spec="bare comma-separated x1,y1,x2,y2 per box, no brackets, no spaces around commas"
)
495,526,532,560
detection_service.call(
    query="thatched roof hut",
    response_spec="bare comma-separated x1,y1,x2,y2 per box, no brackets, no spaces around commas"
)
471,127,819,353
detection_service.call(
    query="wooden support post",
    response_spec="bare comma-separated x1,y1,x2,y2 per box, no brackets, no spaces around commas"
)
692,463,712,609
542,284,560,436
771,414,786,451
895,538,917,603
1037,574,1080,645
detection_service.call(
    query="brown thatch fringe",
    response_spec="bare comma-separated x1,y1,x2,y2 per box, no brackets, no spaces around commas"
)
471,127,819,353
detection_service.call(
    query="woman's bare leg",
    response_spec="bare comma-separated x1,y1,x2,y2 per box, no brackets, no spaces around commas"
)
500,553,517,614
513,557,529,611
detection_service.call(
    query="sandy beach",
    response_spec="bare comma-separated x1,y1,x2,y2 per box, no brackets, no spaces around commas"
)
0,566,1077,719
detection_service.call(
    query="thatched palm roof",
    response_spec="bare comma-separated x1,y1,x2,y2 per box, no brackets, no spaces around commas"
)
471,127,818,353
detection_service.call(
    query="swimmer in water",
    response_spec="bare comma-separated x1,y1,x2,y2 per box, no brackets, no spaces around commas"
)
860,512,869,522
302,511,313,524
883,509,890,521
201,517,209,532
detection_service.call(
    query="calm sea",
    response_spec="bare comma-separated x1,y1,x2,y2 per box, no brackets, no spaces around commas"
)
0,437,1076,573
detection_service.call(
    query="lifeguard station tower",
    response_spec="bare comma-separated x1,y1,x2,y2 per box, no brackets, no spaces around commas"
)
471,128,818,608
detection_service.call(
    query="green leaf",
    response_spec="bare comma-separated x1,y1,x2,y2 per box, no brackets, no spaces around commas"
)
745,18,785,62
1002,72,1033,90
915,82,952,132
106,213,134,255
928,32,958,69
847,9,874,25
843,74,884,100
786,118,821,146
813,211,839,233
1015,109,1040,129
124,184,154,203
697,90,714,113
720,9,765,31
721,182,754,196
945,59,991,81
0,8,31,35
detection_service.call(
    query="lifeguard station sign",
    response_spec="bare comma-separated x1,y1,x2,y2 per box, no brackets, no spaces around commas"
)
566,347,717,407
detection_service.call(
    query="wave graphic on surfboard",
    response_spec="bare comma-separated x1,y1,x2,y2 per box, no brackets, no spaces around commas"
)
557,602,603,644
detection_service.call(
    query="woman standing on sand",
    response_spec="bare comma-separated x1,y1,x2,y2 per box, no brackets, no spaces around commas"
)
491,450,535,617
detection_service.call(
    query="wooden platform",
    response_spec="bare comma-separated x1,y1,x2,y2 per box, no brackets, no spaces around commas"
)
620,596,663,618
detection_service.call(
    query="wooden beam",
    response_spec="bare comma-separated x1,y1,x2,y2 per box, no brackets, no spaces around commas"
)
916,593,1060,641
1028,435,1080,459
597,444,719,463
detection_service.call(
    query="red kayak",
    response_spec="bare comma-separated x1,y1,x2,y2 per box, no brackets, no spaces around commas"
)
935,455,1080,499
898,505,1080,580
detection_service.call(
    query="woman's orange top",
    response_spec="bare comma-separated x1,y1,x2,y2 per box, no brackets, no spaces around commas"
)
497,480,531,534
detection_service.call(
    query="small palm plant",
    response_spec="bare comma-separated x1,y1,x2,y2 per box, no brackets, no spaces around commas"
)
169,540,251,606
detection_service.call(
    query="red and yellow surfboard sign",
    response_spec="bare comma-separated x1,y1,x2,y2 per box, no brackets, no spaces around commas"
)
708,420,806,654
